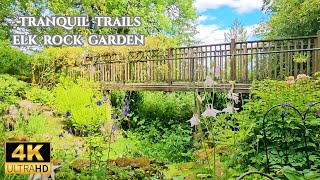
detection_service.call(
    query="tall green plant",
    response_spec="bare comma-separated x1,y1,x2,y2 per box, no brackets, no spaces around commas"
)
53,77,112,135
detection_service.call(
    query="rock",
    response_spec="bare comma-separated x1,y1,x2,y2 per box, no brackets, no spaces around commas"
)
70,159,90,172
7,134,29,141
184,174,193,180
131,157,151,170
41,106,51,111
112,157,152,170
196,174,211,179
115,157,132,167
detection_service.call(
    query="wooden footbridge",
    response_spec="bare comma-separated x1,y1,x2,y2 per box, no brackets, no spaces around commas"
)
82,32,320,93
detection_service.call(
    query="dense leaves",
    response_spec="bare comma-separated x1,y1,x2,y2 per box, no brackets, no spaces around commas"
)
0,41,31,77
0,0,198,45
260,0,320,38
0,74,29,114
53,77,112,134
220,76,320,179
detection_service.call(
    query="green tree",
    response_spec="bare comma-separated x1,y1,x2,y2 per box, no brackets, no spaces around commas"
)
259,0,320,38
0,40,31,77
0,0,198,45
224,18,248,42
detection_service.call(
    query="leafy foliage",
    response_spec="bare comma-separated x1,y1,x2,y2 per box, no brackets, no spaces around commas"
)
0,0,198,45
53,77,112,134
0,74,29,114
26,87,55,106
133,91,194,130
135,123,195,163
0,41,31,77
219,76,320,178
260,0,320,38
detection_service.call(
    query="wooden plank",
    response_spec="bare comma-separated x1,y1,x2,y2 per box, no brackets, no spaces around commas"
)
300,40,304,74
268,42,272,78
230,39,236,80
285,41,289,76
294,41,298,76
239,44,242,81
205,46,208,77
256,42,259,80
315,31,320,73
272,42,278,79
243,43,248,81
307,39,311,75
100,83,251,93
250,43,253,80
288,41,292,76
167,49,173,84
224,45,227,80
280,42,284,79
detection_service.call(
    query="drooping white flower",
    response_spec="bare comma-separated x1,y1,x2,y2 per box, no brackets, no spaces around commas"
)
186,114,201,127
222,103,239,114
197,94,205,103
227,91,239,103
202,104,221,117
204,75,216,87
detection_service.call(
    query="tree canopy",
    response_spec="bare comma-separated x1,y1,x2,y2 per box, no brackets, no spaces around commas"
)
224,18,248,42
259,0,320,38
0,0,198,45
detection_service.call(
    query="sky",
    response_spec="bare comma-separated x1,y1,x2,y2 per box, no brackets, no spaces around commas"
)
193,0,269,45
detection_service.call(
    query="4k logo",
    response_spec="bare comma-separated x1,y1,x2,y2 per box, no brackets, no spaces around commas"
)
5,142,51,174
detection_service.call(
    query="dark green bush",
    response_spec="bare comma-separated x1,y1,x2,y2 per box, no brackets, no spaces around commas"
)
0,74,29,114
0,41,31,77
134,123,195,163
132,91,194,131
220,77,320,178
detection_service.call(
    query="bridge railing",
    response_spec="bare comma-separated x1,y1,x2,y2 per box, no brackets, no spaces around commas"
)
81,32,320,84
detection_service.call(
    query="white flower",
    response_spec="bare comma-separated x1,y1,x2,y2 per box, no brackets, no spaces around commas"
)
204,76,217,87
222,103,239,114
186,114,201,127
202,104,221,117
197,94,205,103
227,91,239,103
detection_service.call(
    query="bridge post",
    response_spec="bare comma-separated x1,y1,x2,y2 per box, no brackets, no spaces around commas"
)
188,48,194,82
315,31,320,73
230,38,236,80
167,48,173,85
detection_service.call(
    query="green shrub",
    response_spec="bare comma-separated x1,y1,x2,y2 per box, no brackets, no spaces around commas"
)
26,86,55,106
0,41,31,77
134,123,195,163
129,91,194,131
53,77,112,135
220,77,320,178
0,74,29,114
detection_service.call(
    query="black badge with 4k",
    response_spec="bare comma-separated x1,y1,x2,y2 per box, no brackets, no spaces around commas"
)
5,142,51,174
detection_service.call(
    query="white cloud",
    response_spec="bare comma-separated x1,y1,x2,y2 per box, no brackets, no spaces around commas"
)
194,23,258,45
196,15,216,22
194,0,263,13
197,15,208,22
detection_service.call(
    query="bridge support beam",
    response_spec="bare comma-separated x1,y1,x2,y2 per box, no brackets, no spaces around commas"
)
315,31,320,73
230,38,236,80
